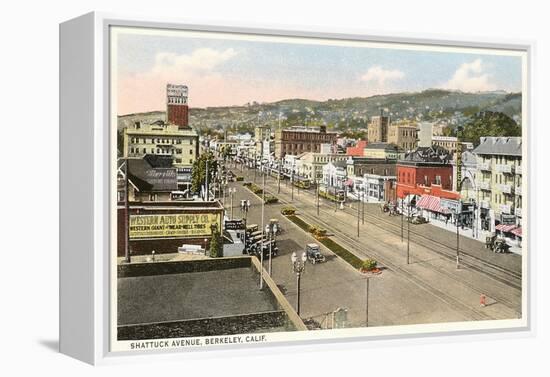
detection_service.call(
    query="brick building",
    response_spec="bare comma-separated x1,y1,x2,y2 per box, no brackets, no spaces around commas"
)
396,146,459,200
346,156,396,178
274,126,337,158
166,83,189,128
346,140,368,156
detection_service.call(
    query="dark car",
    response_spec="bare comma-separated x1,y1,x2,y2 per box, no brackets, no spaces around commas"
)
306,243,325,264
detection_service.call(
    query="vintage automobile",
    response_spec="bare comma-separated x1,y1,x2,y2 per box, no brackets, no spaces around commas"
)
485,234,510,253
411,215,428,225
306,243,325,264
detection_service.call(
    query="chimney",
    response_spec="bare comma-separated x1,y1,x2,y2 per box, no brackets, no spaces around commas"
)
166,84,189,128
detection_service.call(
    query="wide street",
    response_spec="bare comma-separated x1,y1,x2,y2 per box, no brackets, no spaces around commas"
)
222,162,522,329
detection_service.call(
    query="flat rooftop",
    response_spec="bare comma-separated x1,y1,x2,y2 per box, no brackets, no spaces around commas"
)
118,267,278,326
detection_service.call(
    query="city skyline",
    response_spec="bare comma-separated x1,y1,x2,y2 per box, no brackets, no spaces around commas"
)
114,28,523,114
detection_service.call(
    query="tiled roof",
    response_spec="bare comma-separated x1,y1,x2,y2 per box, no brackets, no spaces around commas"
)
128,155,178,192
472,137,522,156
401,146,452,163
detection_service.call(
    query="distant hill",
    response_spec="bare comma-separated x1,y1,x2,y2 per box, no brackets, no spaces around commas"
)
118,89,521,133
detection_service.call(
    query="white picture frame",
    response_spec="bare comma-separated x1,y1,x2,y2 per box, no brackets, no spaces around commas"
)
60,11,534,365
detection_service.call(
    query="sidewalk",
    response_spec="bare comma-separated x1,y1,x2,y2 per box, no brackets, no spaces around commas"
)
425,218,522,256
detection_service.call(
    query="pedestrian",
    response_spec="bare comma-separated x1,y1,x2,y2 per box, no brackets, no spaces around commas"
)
480,294,486,307
445,216,449,225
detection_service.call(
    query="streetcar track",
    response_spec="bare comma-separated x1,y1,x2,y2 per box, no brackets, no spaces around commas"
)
237,168,520,318
250,171,522,290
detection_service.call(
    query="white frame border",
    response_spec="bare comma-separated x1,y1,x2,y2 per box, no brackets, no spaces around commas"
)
61,11,536,365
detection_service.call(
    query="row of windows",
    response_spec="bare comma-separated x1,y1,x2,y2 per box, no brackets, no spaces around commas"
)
129,147,194,155
167,97,187,104
129,137,193,145
482,156,522,166
399,171,447,186
283,133,334,142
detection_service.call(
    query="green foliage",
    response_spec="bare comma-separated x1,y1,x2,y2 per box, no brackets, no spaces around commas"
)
243,182,278,204
286,215,312,233
264,195,279,204
318,238,363,269
220,145,233,161
209,228,223,258
361,258,377,271
236,176,244,181
461,111,521,146
338,130,367,140
281,206,297,216
309,225,327,239
191,152,218,194
286,214,363,269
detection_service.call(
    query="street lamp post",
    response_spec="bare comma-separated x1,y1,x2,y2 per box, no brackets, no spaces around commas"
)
361,188,365,225
265,223,278,277
291,165,295,201
365,277,370,326
278,160,281,194
401,196,405,242
253,152,257,183
151,250,155,262
291,251,307,316
357,193,360,238
316,178,320,216
203,238,208,256
222,178,227,207
241,199,250,253
362,268,382,327
407,202,411,264
456,211,460,269
260,173,266,289
229,187,236,220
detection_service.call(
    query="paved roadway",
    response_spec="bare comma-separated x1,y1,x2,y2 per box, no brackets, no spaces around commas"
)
223,163,522,328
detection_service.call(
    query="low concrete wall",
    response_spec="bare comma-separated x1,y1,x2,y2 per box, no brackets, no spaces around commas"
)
118,311,290,340
250,257,308,332
118,256,252,278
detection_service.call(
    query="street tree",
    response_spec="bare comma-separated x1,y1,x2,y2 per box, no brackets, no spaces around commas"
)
209,227,223,258
191,151,218,194
460,111,521,146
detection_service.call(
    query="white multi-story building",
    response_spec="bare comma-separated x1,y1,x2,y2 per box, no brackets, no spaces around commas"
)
472,137,522,246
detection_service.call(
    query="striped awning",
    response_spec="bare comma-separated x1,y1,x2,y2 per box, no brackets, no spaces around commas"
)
416,195,451,214
496,224,517,233
510,227,522,237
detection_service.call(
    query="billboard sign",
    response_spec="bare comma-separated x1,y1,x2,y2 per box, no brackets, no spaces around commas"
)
225,219,245,230
129,213,220,239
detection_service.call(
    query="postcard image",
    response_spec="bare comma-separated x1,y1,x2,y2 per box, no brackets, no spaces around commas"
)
110,26,527,352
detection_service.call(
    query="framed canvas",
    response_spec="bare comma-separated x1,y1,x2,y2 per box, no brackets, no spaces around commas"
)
60,12,533,365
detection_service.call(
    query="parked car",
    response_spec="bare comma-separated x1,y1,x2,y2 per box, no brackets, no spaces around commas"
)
306,243,325,264
411,215,428,224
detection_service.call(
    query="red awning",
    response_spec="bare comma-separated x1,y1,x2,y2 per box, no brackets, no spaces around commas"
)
496,224,517,233
344,179,354,187
510,227,522,237
416,195,451,214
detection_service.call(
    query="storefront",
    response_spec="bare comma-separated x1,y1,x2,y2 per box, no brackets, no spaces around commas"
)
495,214,522,247
416,195,451,221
